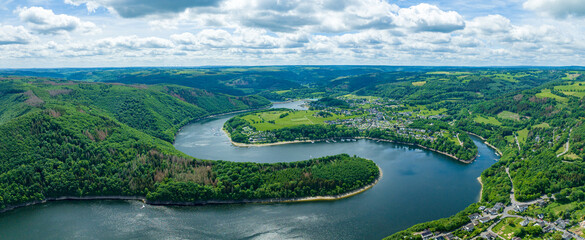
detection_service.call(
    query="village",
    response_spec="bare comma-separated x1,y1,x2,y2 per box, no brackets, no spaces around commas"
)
415,167,585,240
418,197,583,240
241,97,453,144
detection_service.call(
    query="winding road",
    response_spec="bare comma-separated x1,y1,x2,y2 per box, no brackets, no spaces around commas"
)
557,128,573,158
483,167,584,240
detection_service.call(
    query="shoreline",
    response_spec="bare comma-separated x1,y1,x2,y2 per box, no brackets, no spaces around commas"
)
149,165,383,206
172,104,272,144
229,135,476,164
0,166,382,213
466,132,503,157
284,166,382,202
0,196,146,214
477,176,483,201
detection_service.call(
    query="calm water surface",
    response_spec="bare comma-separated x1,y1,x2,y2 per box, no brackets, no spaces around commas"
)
0,101,498,240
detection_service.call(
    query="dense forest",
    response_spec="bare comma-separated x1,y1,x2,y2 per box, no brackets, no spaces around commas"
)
0,77,379,211
5,67,585,240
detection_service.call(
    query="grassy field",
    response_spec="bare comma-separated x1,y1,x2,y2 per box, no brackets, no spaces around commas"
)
564,153,581,160
533,122,550,129
340,94,380,101
275,90,291,94
562,91,585,98
418,107,447,116
562,72,582,80
241,110,360,131
492,217,525,240
474,115,502,126
557,145,567,155
517,129,529,144
554,82,585,98
412,81,426,86
570,225,585,238
532,202,578,216
489,73,522,83
555,82,585,91
506,135,515,144
536,89,568,103
498,111,521,121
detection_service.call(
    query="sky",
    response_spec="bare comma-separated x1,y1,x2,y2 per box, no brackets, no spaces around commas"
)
1,0,585,68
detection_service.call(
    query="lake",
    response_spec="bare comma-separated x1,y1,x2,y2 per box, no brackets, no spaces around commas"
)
0,101,498,240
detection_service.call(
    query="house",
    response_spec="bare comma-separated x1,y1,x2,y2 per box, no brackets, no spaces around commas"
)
445,233,457,240
479,217,492,224
535,221,546,228
562,232,572,240
463,223,475,232
421,229,434,240
434,236,445,240
494,203,505,211
536,200,547,207
514,205,528,213
469,213,481,220
485,233,497,240
479,206,486,211
537,214,545,219
520,219,530,227
488,208,499,215
555,219,570,229
543,226,555,233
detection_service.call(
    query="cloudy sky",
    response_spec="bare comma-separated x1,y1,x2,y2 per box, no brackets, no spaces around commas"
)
1,0,585,68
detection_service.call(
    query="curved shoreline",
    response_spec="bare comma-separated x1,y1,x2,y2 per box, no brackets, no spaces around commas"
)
477,176,483,201
466,132,503,157
229,136,476,164
172,104,272,144
366,137,476,164
149,165,383,206
1,166,382,213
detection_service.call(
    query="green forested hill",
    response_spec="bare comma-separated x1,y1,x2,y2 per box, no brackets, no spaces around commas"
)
385,70,585,239
0,77,379,211
0,78,270,141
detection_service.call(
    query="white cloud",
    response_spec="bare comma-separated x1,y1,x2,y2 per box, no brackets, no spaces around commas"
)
97,36,174,50
524,0,585,18
466,15,512,35
0,24,35,45
17,6,99,34
171,28,309,51
64,0,223,18
2,0,585,67
396,3,465,33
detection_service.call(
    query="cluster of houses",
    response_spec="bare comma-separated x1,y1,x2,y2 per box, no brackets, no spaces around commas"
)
324,116,394,131
241,126,276,143
420,229,459,240
413,184,585,240
309,97,457,144
345,97,388,107
478,202,505,216
323,115,444,142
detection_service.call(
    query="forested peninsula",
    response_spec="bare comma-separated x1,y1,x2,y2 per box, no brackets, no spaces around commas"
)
0,77,379,211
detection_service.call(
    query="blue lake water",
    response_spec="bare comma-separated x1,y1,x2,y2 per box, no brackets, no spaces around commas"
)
0,101,497,240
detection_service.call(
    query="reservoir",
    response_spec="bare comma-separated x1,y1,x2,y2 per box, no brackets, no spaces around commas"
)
0,101,498,240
